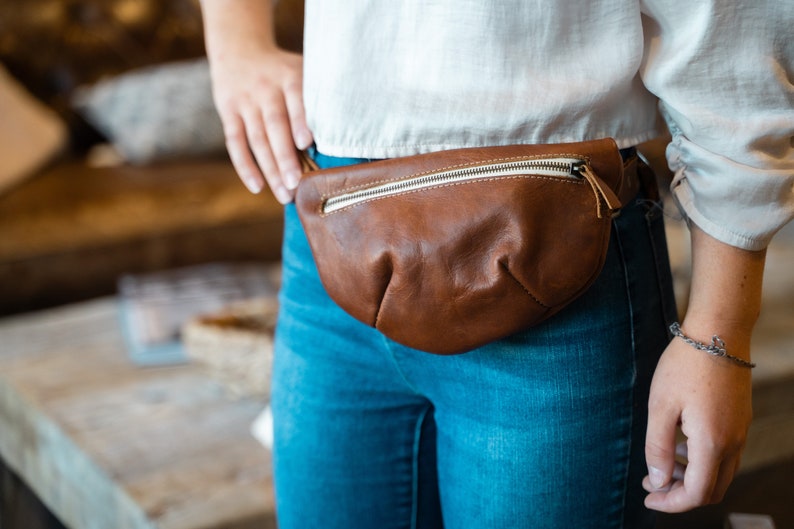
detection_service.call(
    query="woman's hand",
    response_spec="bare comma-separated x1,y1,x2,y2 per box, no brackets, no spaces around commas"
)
643,333,753,511
201,0,313,203
643,223,765,512
210,46,312,202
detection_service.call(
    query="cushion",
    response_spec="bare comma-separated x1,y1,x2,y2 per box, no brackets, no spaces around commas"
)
73,58,226,164
0,64,68,193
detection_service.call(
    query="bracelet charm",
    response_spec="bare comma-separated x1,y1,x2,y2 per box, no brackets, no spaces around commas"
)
669,322,756,369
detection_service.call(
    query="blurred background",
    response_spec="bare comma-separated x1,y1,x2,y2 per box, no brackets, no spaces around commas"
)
0,1,791,528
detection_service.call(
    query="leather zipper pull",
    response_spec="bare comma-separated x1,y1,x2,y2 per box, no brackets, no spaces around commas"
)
578,164,621,219
298,149,319,173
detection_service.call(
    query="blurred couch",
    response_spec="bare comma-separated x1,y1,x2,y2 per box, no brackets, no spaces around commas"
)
0,0,304,315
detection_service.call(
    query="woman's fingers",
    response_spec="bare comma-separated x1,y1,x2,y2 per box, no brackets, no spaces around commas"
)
221,110,266,195
208,46,310,203
260,86,304,192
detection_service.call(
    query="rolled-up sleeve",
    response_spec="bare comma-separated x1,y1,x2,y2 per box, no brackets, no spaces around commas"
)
640,1,794,250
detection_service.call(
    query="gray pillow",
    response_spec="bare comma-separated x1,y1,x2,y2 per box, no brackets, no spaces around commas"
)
73,58,225,164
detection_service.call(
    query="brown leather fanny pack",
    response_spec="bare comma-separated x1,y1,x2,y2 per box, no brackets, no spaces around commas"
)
295,138,644,355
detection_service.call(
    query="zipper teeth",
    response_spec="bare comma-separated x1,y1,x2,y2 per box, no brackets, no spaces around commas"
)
322,157,585,214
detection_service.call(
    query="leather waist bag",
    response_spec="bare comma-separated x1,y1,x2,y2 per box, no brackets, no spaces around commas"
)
295,138,644,355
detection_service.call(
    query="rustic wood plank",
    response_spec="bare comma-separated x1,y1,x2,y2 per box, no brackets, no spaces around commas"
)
0,298,276,529
0,160,285,315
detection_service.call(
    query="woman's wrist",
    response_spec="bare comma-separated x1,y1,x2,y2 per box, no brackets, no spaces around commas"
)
200,0,278,59
676,223,767,365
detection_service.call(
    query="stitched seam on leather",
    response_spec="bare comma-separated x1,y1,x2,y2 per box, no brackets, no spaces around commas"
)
499,261,551,309
321,152,592,197
320,175,586,217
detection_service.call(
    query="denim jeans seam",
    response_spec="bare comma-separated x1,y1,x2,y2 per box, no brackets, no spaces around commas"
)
644,202,678,330
611,217,639,529
410,405,434,529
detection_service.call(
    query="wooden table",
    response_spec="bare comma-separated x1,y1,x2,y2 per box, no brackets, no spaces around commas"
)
0,298,276,529
2,223,793,529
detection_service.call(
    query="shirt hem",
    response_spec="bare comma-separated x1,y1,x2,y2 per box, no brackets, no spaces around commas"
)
313,129,663,160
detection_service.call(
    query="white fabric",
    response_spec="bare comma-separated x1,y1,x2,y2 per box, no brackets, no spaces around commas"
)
302,1,794,251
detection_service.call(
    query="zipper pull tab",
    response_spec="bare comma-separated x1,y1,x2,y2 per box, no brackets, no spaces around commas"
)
298,149,320,173
574,163,621,219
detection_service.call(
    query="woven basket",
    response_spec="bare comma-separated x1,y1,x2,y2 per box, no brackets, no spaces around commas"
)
182,297,278,398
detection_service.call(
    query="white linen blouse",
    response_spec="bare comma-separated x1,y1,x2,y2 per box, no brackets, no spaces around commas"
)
302,1,794,251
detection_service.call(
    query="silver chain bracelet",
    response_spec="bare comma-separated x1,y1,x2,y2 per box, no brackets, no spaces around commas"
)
669,322,756,369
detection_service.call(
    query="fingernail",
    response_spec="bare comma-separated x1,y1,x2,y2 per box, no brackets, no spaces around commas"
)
274,186,292,204
245,178,263,194
295,131,313,150
284,169,302,190
649,466,666,489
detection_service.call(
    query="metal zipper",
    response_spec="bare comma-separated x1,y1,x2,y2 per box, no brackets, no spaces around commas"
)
322,157,588,214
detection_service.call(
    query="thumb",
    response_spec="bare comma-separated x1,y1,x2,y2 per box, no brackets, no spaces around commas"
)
645,399,679,489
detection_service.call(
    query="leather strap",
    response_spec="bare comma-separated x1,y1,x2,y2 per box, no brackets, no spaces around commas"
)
298,149,319,173
617,156,641,207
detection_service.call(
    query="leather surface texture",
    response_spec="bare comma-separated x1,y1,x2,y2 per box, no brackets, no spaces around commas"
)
296,138,629,355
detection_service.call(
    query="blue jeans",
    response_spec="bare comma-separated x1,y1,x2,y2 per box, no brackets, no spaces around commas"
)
271,150,677,529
